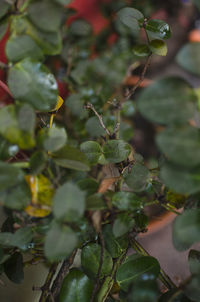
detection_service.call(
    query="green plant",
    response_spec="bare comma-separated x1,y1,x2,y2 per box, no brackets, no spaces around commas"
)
0,1,200,302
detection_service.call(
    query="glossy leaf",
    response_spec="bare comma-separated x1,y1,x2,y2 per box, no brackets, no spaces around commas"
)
156,126,200,168
146,19,171,39
52,145,90,171
133,44,150,57
53,182,85,222
38,127,67,152
188,249,200,275
116,255,160,291
125,163,150,192
28,0,63,32
80,141,102,165
103,140,131,163
113,214,135,238
81,243,113,279
60,269,93,302
138,77,196,125
112,192,142,211
0,104,35,149
172,209,200,251
8,58,58,112
149,39,167,56
6,35,44,62
160,162,200,194
176,42,200,76
117,7,144,34
4,252,24,284
44,222,78,262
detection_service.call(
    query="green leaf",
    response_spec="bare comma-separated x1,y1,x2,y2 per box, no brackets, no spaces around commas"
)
60,269,93,302
54,0,72,4
0,0,10,19
80,141,102,165
103,140,131,163
128,276,159,302
65,94,87,118
0,19,8,41
44,222,78,262
116,255,160,291
156,126,200,168
38,127,67,152
124,163,150,192
28,0,63,32
112,192,143,211
81,243,113,279
160,162,200,194
188,249,200,275
69,20,92,36
4,252,24,284
137,77,196,125
146,19,171,40
112,214,135,238
172,209,200,251
117,7,144,34
52,145,90,171
0,227,33,250
77,178,99,197
6,35,44,62
8,58,58,112
0,104,35,149
0,136,19,160
184,275,200,302
133,44,150,57
0,161,24,191
85,116,105,137
176,42,200,76
159,289,191,302
30,151,48,175
149,39,167,56
86,193,106,210
53,182,85,222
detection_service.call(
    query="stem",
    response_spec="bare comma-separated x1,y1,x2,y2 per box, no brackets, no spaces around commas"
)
130,237,176,290
39,263,58,302
11,162,29,168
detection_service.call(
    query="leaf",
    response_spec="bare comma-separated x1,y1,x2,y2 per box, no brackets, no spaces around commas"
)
0,0,10,19
117,7,144,34
0,104,35,149
112,192,143,211
0,227,33,250
0,161,24,191
116,255,160,291
146,19,171,40
69,20,92,36
103,224,128,258
133,44,150,57
176,43,200,76
103,140,131,163
8,58,58,112
4,252,24,284
172,209,200,251
80,141,102,165
30,151,48,175
0,19,8,41
86,193,106,210
0,136,19,160
37,127,67,152
65,93,86,118
124,163,150,192
28,0,63,32
128,277,159,302
112,214,135,238
50,95,64,112
160,162,200,194
188,249,200,275
53,182,85,222
54,0,72,4
81,243,113,279
77,178,99,197
184,275,200,302
156,126,200,168
60,269,93,302
44,222,78,262
85,116,105,137
6,35,44,62
149,39,167,56
52,145,90,171
159,289,191,302
137,77,196,125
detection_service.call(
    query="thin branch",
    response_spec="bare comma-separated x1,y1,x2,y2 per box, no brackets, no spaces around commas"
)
39,263,58,302
90,231,105,302
129,236,177,290
85,103,111,136
50,249,77,299
0,80,13,98
124,54,152,101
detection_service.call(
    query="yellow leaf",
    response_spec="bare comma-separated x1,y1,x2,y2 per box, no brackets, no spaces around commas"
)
50,96,64,112
25,205,51,218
